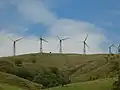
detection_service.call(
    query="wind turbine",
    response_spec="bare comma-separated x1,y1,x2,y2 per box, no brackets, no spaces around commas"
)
39,36,48,53
108,44,115,54
82,34,89,54
57,36,70,53
116,44,120,54
8,37,23,56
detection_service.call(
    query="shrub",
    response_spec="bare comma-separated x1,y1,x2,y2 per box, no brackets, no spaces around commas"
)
61,72,71,87
104,57,109,62
14,60,23,67
50,67,60,74
33,67,71,88
32,59,36,63
112,75,120,90
14,67,33,80
88,75,99,81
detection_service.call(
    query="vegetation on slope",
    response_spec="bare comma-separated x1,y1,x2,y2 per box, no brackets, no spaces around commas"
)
0,58,70,88
5,53,120,82
0,72,41,90
43,78,115,90
0,53,120,89
0,83,24,90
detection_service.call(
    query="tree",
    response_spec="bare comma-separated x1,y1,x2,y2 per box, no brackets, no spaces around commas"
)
112,75,120,90
14,59,23,66
14,67,33,80
33,67,71,88
32,59,36,63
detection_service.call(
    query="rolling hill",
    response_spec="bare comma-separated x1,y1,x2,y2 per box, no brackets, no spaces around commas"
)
0,71,41,90
43,78,115,90
1,53,120,82
0,53,119,89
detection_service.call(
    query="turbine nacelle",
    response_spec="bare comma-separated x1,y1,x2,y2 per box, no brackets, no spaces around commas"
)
57,36,70,53
40,37,48,43
39,36,48,53
57,36,70,41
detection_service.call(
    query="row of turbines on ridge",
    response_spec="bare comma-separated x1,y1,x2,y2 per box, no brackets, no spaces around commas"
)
8,34,89,56
7,34,120,56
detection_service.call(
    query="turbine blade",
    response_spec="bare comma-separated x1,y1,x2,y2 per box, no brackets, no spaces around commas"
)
57,42,60,49
109,44,114,48
111,44,114,47
15,37,24,42
8,37,14,41
110,44,117,48
118,44,120,48
42,38,48,43
57,36,61,40
85,42,89,48
62,38,70,41
40,36,48,43
109,44,113,48
115,45,118,49
84,34,88,41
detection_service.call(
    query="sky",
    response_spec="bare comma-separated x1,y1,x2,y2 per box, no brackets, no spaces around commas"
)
0,0,119,56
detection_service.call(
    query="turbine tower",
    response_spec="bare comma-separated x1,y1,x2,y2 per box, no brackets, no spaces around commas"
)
82,34,89,54
57,36,70,53
108,44,115,54
39,36,48,53
8,37,23,56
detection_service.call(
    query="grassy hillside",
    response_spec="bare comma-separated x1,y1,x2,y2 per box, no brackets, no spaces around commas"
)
43,78,115,90
0,72,41,90
1,53,119,82
0,83,24,90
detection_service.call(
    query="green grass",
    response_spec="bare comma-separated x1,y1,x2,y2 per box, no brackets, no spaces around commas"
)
2,53,119,82
0,53,119,90
0,83,24,90
0,72,41,90
0,78,114,90
44,78,114,90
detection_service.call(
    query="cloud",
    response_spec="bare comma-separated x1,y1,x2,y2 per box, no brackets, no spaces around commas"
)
0,19,107,56
0,0,109,56
44,19,107,54
0,31,39,56
10,0,57,26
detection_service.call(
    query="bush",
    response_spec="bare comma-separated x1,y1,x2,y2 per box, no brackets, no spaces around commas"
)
14,60,23,67
112,75,120,90
33,67,71,88
14,67,33,81
88,75,99,81
32,59,36,63
50,67,60,74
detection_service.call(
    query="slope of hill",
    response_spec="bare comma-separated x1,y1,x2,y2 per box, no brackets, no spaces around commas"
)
0,71,41,90
43,78,115,90
0,53,119,83
0,83,24,90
